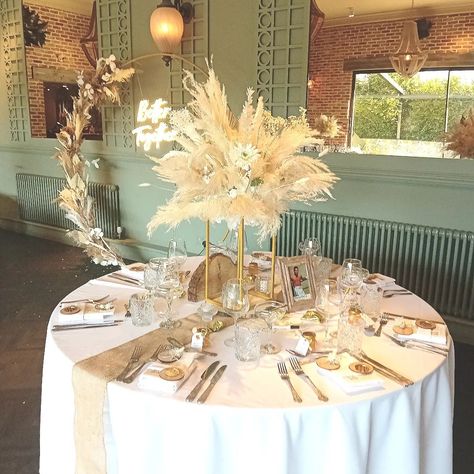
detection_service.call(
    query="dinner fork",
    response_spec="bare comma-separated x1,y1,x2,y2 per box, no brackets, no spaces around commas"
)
375,313,388,337
61,294,109,305
289,357,328,402
277,362,302,403
122,344,166,384
115,345,143,382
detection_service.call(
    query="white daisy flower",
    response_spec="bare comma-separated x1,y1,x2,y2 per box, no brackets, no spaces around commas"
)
229,143,260,171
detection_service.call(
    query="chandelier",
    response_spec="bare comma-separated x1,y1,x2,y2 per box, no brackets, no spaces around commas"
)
390,20,428,78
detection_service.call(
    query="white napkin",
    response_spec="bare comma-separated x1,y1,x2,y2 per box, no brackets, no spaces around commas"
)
138,353,197,394
317,353,384,395
57,302,115,325
396,323,447,346
369,273,396,288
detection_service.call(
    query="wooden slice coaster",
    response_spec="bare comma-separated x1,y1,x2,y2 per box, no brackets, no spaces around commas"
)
60,305,81,315
316,356,340,370
393,325,414,335
416,319,436,330
349,362,374,375
159,366,185,381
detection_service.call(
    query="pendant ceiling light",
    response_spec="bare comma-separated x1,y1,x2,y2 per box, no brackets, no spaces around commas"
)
390,1,428,78
150,0,193,66
80,1,98,68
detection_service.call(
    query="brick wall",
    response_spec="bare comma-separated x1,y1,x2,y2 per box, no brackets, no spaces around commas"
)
308,13,474,146
25,3,93,137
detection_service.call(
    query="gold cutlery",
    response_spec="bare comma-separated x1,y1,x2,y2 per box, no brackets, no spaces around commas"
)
196,365,227,404
52,320,123,331
108,273,141,286
384,333,448,356
277,362,302,403
122,344,167,384
360,351,413,386
375,314,388,337
116,346,143,382
384,312,446,326
289,357,328,402
185,360,220,402
61,294,109,305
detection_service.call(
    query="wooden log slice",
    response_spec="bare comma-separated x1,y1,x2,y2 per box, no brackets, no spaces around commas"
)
187,253,237,302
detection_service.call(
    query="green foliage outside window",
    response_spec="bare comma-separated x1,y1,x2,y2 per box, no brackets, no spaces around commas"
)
353,71,474,144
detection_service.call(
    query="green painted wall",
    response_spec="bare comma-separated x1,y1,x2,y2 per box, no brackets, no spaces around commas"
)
0,0,473,265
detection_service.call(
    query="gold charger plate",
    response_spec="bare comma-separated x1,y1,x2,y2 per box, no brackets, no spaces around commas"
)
349,361,374,375
316,356,340,370
416,319,436,330
60,305,81,315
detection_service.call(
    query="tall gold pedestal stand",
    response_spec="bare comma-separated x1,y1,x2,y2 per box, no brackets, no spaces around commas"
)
204,219,276,306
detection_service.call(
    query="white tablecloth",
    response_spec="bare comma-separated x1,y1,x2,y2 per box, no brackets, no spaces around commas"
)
40,257,454,474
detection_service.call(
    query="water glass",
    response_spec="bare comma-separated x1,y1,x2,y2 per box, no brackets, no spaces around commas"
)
312,256,333,284
146,257,182,329
129,293,154,327
360,285,383,321
234,316,267,366
337,314,365,355
254,301,286,354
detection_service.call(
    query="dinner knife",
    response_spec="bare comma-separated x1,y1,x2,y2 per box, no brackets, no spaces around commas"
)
197,365,227,404
185,360,220,402
52,320,123,331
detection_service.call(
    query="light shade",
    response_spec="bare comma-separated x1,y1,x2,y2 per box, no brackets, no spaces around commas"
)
390,21,428,78
150,2,184,56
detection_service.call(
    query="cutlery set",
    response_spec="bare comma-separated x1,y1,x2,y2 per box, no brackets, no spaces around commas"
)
277,358,328,403
185,361,227,404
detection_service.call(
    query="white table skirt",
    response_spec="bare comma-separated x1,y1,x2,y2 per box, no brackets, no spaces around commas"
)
40,258,454,474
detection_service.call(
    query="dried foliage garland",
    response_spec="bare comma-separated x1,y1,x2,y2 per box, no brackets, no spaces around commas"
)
55,55,134,266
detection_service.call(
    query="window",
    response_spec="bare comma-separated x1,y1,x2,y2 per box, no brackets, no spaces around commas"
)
351,69,474,158
43,82,103,140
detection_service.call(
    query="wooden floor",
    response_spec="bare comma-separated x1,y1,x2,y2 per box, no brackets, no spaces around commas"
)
0,228,472,473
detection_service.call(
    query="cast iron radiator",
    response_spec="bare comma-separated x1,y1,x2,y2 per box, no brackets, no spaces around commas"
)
277,210,474,320
16,173,122,239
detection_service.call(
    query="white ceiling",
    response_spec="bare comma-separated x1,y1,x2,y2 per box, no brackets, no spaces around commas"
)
317,0,474,26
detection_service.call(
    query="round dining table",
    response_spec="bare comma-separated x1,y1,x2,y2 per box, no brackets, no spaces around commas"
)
40,257,454,474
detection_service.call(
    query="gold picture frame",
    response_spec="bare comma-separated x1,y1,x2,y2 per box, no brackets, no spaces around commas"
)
279,255,316,312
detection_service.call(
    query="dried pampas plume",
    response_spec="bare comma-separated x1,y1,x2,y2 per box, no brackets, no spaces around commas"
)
445,110,474,159
313,114,340,138
148,62,338,242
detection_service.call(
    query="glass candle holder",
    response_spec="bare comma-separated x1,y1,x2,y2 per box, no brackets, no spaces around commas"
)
129,292,154,327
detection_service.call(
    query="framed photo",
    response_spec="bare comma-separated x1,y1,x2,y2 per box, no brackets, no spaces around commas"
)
278,256,316,312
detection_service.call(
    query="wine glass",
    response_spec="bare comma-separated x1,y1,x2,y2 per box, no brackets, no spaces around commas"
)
168,238,187,269
315,279,343,348
298,237,321,257
342,258,362,272
222,278,250,347
148,257,183,330
254,301,286,354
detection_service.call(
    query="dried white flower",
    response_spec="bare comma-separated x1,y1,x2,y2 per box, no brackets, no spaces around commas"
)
90,227,103,239
229,143,260,171
228,186,238,199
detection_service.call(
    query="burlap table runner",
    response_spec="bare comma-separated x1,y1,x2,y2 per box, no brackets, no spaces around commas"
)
71,313,232,474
